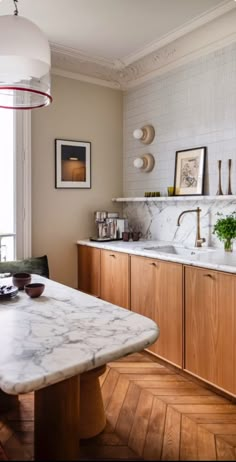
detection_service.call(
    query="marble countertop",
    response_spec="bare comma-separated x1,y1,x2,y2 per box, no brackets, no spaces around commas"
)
0,275,159,395
77,239,236,274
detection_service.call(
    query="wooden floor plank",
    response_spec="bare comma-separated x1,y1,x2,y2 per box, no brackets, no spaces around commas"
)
114,368,175,375
197,426,216,460
171,404,236,414
100,368,120,410
116,382,141,444
108,362,164,369
124,375,185,382
134,380,192,389
200,423,236,434
128,390,153,457
180,415,198,461
161,406,181,461
158,395,228,405
217,434,236,447
146,387,214,396
105,376,130,428
143,397,166,460
216,436,236,460
189,413,236,424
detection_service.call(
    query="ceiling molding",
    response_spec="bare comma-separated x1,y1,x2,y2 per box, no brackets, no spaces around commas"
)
52,67,121,90
51,4,236,91
50,42,115,69
121,0,235,66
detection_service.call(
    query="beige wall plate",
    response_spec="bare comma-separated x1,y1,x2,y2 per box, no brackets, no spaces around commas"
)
142,153,155,171
140,125,155,144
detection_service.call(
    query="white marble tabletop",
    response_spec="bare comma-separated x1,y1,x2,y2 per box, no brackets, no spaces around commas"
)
77,239,236,274
0,275,159,395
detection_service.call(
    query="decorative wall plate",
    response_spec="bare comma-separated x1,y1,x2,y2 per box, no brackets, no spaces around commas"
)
0,285,18,300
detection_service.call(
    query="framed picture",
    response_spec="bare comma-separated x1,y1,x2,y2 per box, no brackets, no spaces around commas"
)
55,139,91,189
174,147,206,196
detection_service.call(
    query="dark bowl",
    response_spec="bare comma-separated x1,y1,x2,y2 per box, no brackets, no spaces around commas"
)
12,272,31,290
24,282,45,298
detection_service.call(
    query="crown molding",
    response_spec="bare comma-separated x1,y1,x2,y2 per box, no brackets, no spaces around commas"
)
51,3,236,91
50,42,115,69
121,7,236,89
52,67,121,90
121,0,235,66
51,48,123,89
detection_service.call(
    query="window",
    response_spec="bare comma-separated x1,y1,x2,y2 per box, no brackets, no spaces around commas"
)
0,96,31,261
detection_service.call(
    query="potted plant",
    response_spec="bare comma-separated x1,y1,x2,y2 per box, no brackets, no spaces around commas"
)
213,211,236,251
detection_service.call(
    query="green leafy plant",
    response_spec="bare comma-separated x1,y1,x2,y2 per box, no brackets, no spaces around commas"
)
213,211,236,250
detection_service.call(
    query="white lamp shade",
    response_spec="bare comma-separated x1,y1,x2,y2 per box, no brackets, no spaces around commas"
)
0,15,52,109
133,128,143,140
133,157,144,169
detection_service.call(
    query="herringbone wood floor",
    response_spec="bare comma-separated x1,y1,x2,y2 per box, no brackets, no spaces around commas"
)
0,352,236,460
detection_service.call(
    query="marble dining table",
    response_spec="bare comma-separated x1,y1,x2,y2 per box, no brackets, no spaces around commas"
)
0,274,159,461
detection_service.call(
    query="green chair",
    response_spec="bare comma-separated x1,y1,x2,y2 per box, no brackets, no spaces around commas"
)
0,255,49,278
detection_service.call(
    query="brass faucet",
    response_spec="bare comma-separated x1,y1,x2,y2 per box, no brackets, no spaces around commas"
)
177,206,206,247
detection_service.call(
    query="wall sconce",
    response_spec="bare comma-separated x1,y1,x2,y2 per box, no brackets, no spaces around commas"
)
133,125,155,144
133,154,155,173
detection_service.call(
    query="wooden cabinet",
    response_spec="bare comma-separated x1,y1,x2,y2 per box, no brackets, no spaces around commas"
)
185,266,236,394
130,255,183,367
100,249,130,309
77,245,101,297
77,243,236,396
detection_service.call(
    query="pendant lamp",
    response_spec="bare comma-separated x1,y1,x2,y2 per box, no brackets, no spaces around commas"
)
0,0,52,109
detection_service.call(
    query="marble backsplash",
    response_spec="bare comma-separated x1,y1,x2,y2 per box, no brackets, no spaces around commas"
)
123,198,236,249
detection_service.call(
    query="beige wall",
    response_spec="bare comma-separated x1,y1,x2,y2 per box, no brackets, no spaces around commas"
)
32,75,123,287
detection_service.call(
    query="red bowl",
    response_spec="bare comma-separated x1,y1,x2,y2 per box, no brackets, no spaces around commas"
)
24,283,45,298
12,272,31,290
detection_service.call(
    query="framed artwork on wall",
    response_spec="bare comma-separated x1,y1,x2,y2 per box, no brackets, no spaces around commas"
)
55,139,91,189
174,146,206,196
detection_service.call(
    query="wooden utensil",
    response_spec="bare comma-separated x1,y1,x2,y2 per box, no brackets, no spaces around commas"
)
216,160,223,195
227,158,232,195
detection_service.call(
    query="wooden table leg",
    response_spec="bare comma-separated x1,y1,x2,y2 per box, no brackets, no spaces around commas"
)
80,365,106,439
34,375,80,461
0,389,19,413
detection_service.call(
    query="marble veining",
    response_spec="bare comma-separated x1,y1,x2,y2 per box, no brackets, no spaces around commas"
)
77,238,236,274
122,198,236,249
0,276,159,395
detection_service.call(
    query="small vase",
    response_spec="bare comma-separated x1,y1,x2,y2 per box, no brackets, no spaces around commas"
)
224,239,233,252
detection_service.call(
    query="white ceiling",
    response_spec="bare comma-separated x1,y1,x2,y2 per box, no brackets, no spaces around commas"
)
0,0,232,63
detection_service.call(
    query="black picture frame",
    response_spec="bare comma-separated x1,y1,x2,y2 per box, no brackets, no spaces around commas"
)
174,146,206,196
55,139,91,189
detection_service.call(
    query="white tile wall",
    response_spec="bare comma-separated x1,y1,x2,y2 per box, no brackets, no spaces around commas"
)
123,43,236,198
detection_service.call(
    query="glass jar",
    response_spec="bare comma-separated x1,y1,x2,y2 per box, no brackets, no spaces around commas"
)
224,238,233,252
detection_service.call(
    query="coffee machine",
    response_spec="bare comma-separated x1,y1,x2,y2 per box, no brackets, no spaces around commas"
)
90,211,128,241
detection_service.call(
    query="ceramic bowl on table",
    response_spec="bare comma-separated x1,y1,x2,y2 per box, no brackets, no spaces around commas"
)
12,272,31,290
24,283,45,298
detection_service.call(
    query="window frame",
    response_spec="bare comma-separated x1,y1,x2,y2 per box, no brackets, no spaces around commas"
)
15,111,32,259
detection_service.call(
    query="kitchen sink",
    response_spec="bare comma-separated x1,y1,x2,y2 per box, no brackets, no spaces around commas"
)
142,245,215,257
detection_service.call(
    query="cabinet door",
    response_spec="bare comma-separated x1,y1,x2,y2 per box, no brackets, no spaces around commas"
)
185,266,235,394
131,255,183,367
100,250,130,309
77,245,101,297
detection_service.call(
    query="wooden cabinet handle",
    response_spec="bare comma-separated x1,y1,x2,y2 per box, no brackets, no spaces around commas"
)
109,254,116,258
203,273,215,279
149,262,158,267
